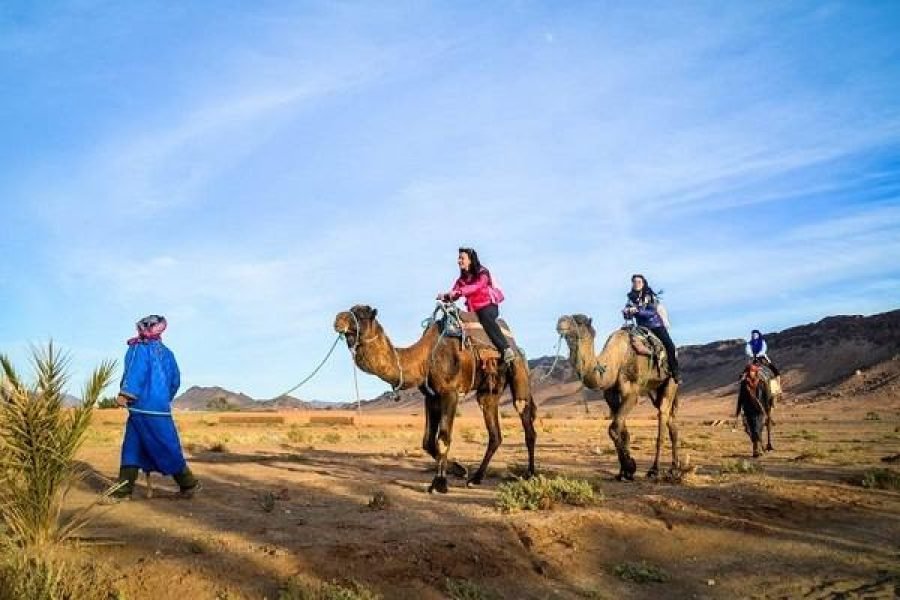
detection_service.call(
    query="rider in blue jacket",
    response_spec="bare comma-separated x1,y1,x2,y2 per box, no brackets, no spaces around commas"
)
623,274,681,383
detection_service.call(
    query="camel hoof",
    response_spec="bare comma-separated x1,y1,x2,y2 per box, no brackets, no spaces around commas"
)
646,468,659,480
430,476,449,494
466,475,484,487
448,461,468,479
766,444,775,452
624,457,637,481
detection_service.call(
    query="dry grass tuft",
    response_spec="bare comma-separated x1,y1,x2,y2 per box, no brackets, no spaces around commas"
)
0,549,120,600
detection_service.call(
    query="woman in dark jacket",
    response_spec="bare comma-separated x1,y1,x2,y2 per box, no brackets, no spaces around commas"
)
622,274,681,383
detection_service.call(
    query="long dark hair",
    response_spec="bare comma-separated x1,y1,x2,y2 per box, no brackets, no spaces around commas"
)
627,273,656,303
458,247,485,281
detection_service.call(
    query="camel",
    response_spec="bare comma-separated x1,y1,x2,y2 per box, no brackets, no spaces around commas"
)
556,314,681,480
736,360,780,456
333,304,537,493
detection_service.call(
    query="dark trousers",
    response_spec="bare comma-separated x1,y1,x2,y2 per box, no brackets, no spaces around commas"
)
476,304,510,353
650,326,680,377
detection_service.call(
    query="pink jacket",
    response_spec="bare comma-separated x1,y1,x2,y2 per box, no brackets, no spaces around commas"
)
449,268,505,312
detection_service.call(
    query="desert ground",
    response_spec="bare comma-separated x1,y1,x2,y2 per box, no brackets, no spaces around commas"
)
66,384,900,600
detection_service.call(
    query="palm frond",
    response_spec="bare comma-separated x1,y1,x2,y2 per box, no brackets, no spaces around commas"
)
0,344,118,550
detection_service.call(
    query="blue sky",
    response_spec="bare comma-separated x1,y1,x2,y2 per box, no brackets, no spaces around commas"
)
1,1,898,402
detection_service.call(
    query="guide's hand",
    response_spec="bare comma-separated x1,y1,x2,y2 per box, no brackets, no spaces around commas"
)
116,394,130,407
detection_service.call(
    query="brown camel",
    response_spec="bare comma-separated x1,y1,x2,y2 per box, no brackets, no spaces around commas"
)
556,314,681,480
333,305,537,493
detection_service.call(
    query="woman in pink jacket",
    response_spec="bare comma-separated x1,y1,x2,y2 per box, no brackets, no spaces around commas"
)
438,247,516,364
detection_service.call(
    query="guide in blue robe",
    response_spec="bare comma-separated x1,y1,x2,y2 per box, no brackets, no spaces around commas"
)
113,315,199,499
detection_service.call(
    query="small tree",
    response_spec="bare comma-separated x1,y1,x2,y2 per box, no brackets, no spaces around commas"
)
0,343,116,549
96,396,118,410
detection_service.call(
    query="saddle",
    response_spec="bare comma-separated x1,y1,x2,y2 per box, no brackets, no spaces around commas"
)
438,310,520,369
623,325,668,375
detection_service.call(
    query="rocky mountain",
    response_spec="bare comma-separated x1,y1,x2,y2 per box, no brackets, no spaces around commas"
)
353,308,900,411
173,386,313,411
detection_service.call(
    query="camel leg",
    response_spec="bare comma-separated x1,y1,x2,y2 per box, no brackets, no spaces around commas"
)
422,389,466,480
648,410,667,479
647,384,667,479
607,386,638,481
765,409,775,452
508,361,537,478
467,393,501,486
667,386,681,473
517,397,537,478
428,391,459,494
421,389,441,459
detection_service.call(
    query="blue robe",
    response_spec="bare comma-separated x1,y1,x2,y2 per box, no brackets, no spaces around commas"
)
119,340,186,475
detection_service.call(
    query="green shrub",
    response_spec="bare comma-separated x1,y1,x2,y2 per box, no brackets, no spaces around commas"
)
496,475,596,512
445,578,498,600
96,396,118,410
864,411,881,421
279,577,380,600
720,459,760,474
861,468,900,491
614,561,669,584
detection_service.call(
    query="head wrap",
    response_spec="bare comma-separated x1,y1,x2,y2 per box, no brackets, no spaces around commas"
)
128,314,167,346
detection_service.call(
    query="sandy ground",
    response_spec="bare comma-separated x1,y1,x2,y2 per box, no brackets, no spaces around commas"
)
68,393,900,600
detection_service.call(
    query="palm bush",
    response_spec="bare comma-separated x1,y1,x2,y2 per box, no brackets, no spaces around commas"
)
0,343,116,549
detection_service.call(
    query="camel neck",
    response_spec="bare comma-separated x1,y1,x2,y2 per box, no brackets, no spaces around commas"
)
354,324,437,390
567,333,613,390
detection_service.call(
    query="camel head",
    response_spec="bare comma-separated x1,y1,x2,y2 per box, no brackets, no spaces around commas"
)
556,314,596,343
334,304,382,350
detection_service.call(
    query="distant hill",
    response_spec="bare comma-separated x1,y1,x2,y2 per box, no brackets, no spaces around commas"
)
678,309,900,397
173,386,315,411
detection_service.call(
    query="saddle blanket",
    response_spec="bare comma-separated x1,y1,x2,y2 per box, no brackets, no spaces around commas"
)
443,311,521,355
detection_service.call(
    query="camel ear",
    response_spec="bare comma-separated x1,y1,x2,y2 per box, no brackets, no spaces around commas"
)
371,308,378,318
588,318,593,327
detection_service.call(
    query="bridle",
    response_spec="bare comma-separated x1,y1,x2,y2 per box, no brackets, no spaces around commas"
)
343,308,405,395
